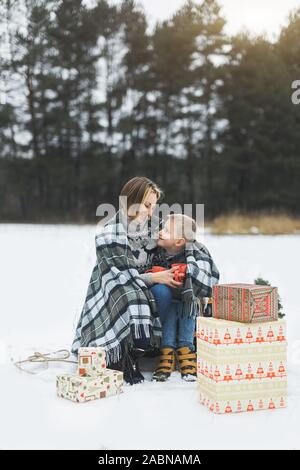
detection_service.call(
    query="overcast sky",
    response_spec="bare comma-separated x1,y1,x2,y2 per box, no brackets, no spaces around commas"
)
137,0,300,39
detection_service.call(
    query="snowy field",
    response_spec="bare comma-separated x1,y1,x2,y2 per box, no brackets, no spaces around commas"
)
0,224,299,450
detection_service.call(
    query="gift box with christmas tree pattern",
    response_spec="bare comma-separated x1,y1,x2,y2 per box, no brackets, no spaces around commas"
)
197,342,287,382
198,374,287,414
197,317,287,414
197,317,286,347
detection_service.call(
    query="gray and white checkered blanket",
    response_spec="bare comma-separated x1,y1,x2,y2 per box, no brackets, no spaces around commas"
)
71,211,162,364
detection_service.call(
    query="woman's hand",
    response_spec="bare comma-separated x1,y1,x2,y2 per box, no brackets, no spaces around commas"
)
151,266,183,288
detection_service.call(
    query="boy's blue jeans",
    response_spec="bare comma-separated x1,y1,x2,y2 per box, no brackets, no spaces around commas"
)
150,284,196,350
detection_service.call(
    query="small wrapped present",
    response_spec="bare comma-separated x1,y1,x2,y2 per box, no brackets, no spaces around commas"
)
213,283,278,323
78,347,106,377
56,369,123,403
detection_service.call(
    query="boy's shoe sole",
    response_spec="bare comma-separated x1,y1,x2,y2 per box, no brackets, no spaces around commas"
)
181,373,197,382
152,373,170,382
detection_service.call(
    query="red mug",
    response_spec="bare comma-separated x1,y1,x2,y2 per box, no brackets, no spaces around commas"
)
145,264,187,284
145,266,167,273
171,263,187,283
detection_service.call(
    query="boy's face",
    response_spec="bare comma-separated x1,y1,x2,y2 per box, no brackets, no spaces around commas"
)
158,219,186,251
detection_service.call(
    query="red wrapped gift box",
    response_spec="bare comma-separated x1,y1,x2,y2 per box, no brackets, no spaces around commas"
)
145,264,187,283
213,283,278,323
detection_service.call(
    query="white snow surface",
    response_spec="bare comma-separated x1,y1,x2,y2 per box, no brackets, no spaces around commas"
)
0,224,299,450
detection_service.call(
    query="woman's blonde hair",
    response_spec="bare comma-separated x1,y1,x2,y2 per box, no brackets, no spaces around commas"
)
120,176,163,218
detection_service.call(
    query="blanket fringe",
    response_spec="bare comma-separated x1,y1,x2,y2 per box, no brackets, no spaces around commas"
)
85,322,161,367
133,322,150,339
181,298,201,319
106,343,124,365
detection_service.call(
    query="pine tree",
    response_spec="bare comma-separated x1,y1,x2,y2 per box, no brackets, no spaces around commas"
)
117,0,152,181
218,34,291,214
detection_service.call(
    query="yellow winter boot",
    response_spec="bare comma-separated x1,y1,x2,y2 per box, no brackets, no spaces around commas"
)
176,346,197,382
152,348,176,382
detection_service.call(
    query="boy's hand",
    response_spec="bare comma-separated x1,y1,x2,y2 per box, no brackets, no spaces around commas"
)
151,266,183,288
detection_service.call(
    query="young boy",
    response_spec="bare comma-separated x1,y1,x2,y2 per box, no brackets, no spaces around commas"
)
145,214,219,382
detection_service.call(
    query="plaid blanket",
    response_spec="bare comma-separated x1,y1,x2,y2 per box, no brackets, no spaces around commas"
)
71,211,162,364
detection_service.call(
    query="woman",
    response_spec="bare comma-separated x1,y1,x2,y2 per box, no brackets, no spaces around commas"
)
71,176,181,384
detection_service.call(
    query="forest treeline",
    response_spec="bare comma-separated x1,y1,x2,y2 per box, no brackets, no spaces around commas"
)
0,0,300,222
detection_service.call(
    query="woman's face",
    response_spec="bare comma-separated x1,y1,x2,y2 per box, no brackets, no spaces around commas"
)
133,191,158,222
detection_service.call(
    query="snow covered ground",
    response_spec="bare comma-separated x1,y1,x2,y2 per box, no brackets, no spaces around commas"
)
0,224,299,450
